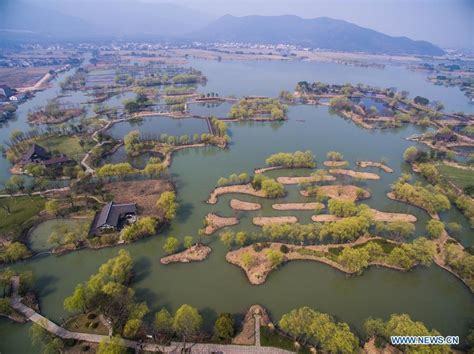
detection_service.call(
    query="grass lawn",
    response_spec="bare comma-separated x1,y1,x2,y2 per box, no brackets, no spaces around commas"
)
260,327,311,353
64,312,109,335
353,239,396,253
436,163,474,190
35,135,94,162
0,196,45,237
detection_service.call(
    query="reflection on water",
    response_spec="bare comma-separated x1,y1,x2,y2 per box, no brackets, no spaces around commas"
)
108,116,210,139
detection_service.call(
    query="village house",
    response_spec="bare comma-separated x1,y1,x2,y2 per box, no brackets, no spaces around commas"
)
0,85,16,102
20,143,74,167
9,92,27,102
89,201,137,236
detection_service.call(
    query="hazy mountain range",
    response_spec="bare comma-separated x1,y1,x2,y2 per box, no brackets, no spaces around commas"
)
193,15,444,56
0,0,445,55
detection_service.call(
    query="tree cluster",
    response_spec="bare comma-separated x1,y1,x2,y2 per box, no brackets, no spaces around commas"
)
64,250,149,338
278,306,359,353
252,174,285,198
121,216,157,242
228,98,287,120
364,314,449,354
216,172,250,187
444,244,474,289
154,304,203,343
156,191,178,222
265,150,316,168
392,175,450,214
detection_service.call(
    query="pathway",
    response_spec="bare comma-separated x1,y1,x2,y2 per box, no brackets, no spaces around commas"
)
0,187,70,199
9,277,293,353
254,312,261,347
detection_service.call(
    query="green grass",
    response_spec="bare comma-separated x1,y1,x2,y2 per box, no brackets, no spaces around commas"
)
296,248,326,257
260,327,311,353
35,135,94,162
327,246,343,256
436,163,474,190
0,196,45,237
353,239,396,254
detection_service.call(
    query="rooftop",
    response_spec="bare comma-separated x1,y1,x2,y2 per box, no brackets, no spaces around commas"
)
89,201,137,235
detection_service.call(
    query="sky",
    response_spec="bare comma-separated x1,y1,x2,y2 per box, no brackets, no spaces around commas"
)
21,0,474,49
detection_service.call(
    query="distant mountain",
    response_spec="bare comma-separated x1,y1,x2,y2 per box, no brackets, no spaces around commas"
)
192,15,445,56
0,0,214,41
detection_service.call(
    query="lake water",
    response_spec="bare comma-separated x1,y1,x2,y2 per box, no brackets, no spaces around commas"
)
1,58,473,353
188,101,234,118
97,145,163,169
190,59,474,114
107,116,210,140
28,219,91,253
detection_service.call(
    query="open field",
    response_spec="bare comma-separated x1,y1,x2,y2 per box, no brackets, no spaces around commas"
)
0,66,58,88
436,163,474,190
103,179,173,218
35,136,93,162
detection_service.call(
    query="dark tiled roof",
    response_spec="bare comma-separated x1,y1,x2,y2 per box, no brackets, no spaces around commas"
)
23,144,50,161
42,155,73,166
89,201,136,235
95,201,114,227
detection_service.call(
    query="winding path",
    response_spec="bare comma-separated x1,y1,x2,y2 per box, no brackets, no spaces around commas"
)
0,187,70,199
10,277,292,353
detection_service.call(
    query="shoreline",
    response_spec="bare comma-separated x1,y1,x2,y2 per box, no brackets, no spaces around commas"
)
386,192,439,219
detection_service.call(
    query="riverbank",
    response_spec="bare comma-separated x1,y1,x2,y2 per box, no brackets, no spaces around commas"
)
386,192,439,219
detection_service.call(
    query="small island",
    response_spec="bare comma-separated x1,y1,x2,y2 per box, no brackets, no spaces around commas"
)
160,244,211,264
230,198,262,211
204,213,239,235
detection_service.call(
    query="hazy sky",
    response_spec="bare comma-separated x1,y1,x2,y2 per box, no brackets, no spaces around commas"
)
26,0,474,48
